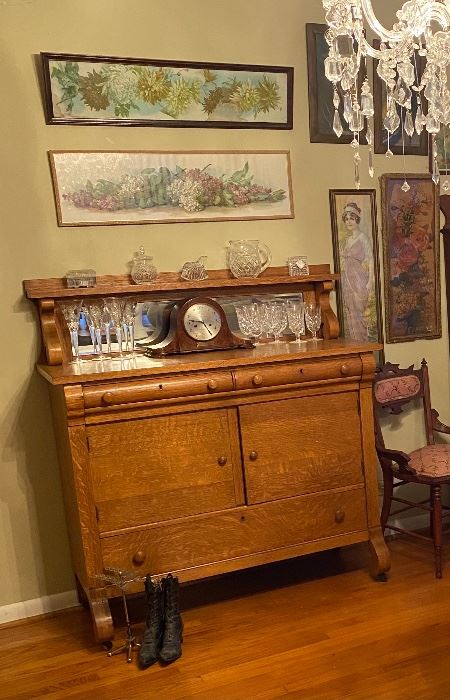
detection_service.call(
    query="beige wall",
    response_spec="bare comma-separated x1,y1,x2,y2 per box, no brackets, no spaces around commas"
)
1,0,449,606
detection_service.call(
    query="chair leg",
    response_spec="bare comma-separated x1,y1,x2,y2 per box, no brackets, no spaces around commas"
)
432,485,443,579
380,467,394,533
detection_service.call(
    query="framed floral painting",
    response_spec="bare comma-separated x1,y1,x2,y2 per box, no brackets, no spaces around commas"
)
380,174,441,343
48,150,294,226
41,53,293,129
329,190,384,357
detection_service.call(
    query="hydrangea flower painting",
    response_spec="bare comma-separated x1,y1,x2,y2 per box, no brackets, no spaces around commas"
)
380,175,441,343
42,53,293,129
49,151,294,226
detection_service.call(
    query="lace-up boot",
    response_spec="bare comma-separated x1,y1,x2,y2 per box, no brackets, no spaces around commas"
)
158,574,183,664
138,576,164,669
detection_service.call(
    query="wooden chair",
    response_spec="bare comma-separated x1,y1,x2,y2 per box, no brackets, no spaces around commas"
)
373,360,450,578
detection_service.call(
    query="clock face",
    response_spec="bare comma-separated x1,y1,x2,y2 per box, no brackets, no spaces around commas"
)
183,303,222,341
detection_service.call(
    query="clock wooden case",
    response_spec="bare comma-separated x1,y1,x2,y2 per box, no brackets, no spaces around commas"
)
148,296,254,357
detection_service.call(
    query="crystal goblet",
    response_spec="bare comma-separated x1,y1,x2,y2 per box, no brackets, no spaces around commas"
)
287,300,306,343
305,302,322,341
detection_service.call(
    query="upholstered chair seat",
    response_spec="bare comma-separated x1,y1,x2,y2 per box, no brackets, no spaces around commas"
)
408,445,450,478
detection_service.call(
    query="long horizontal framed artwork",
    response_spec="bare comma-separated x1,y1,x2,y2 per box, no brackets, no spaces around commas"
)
41,53,293,129
49,150,294,226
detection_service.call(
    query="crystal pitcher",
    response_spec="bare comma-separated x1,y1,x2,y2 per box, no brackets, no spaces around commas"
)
227,240,272,278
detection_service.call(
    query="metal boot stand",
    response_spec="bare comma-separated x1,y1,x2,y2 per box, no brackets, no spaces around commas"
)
97,568,145,663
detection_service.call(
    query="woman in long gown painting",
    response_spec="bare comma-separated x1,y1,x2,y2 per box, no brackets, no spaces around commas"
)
340,201,375,342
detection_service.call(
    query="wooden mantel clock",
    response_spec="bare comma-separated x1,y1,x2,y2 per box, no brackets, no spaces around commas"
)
147,296,254,357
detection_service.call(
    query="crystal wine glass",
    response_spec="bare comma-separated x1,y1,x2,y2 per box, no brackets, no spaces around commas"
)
123,298,138,355
305,302,322,341
257,301,275,341
86,302,105,358
286,299,306,343
235,304,262,342
271,301,288,342
60,301,82,362
105,297,125,355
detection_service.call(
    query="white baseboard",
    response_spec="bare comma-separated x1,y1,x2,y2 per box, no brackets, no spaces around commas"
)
0,589,78,625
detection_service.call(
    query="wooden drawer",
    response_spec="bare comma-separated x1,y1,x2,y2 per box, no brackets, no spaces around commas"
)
234,356,362,391
83,370,234,409
239,392,363,504
101,487,368,575
88,408,244,532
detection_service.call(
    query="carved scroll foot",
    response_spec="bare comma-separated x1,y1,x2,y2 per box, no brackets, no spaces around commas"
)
368,527,391,580
88,590,114,643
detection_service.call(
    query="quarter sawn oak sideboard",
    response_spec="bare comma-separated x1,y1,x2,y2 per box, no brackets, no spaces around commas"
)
24,266,390,643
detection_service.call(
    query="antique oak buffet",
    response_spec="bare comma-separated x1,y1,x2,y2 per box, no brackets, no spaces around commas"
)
24,265,390,643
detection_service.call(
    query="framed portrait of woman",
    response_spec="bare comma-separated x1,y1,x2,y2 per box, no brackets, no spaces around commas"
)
329,189,384,360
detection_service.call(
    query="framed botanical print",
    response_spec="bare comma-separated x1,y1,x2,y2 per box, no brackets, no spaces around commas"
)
48,150,294,226
380,174,441,343
329,190,384,359
373,41,428,156
41,52,293,129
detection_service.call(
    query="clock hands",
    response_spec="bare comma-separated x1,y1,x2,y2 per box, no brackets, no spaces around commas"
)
188,318,213,336
200,320,213,336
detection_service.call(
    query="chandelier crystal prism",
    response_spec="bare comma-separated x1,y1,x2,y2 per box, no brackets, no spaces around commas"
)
322,0,450,188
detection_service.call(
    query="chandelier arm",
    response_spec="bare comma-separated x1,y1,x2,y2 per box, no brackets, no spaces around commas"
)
360,0,405,42
359,34,414,60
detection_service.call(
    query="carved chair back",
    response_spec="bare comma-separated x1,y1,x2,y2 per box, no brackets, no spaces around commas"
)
373,360,434,449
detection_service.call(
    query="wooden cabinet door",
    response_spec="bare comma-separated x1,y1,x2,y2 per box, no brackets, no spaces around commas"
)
87,408,244,532
239,392,364,504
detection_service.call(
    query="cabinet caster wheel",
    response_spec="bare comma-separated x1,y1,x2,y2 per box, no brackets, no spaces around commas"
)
102,641,113,651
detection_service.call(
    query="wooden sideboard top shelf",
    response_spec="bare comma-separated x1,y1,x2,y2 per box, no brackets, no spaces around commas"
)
37,339,381,386
24,265,338,299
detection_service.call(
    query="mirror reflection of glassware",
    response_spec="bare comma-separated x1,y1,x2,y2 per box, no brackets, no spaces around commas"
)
180,256,208,281
286,299,306,342
305,303,322,341
227,240,272,278
60,301,82,362
131,246,158,284
234,303,262,342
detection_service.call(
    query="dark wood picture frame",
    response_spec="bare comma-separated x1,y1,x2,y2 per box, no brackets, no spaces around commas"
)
380,173,441,343
41,52,294,129
306,23,366,144
373,41,428,156
329,189,384,364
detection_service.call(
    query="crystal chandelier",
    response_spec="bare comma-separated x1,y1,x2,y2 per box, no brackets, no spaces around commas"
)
322,0,450,191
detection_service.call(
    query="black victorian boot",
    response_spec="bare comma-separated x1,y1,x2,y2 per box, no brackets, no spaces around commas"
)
138,575,164,669
159,574,183,664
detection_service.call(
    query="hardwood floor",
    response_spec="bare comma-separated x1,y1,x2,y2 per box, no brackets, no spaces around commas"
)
2,539,450,700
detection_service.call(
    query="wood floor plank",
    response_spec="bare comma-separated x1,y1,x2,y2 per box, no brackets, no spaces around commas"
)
1,539,450,700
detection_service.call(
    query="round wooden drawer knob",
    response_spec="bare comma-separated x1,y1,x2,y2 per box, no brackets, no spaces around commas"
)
252,374,263,387
340,364,350,376
249,451,258,461
207,379,219,391
103,391,115,404
218,456,228,467
133,551,146,565
335,509,345,524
